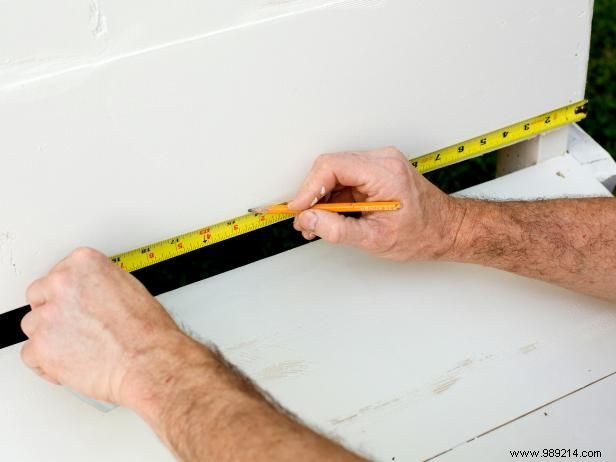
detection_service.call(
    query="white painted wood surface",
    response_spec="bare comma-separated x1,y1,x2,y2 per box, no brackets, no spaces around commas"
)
498,124,616,191
437,373,616,461
569,124,616,192
496,127,570,177
0,0,592,91
1,155,615,461
0,0,593,311
0,0,358,89
0,2,606,460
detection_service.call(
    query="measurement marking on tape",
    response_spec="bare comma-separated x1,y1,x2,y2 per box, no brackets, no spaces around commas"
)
410,100,587,173
111,100,588,273
111,213,291,272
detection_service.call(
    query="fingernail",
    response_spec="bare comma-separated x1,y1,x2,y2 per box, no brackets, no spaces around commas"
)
320,185,326,196
310,197,318,207
299,211,318,231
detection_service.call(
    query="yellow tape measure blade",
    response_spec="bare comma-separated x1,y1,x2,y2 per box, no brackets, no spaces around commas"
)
110,100,588,273
111,213,290,272
410,100,588,174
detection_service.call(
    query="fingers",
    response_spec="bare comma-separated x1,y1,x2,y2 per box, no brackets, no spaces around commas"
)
21,340,38,370
38,372,60,385
21,310,42,338
288,153,374,211
25,278,48,308
295,210,370,248
21,341,60,385
26,247,110,310
328,188,356,204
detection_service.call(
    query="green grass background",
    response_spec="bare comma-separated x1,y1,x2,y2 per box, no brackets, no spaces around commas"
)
581,0,616,157
428,0,615,193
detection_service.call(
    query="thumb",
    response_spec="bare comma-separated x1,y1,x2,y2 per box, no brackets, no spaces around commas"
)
297,210,369,247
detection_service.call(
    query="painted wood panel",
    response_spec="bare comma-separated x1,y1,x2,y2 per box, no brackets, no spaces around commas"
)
0,0,593,310
437,373,616,461
1,156,614,461
0,0,376,89
0,3,603,460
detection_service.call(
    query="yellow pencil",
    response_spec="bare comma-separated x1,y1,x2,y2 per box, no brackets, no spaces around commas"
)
249,201,401,215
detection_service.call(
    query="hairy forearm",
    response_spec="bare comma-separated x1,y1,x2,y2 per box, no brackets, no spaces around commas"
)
447,197,616,302
133,338,364,462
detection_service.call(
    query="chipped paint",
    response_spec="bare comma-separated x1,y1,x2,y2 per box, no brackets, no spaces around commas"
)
330,397,401,426
225,338,260,352
447,358,474,373
431,358,478,396
259,360,308,381
433,376,460,395
1,0,369,92
0,232,17,274
425,371,616,461
89,1,108,40
519,343,538,354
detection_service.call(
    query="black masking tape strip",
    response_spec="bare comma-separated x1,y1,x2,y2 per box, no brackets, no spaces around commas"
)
0,306,31,349
0,216,330,350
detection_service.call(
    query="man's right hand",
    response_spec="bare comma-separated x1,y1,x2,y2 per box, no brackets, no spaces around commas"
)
289,147,466,262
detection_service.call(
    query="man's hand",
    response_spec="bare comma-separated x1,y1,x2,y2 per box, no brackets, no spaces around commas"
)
290,147,465,261
21,247,194,411
20,248,365,461
291,147,616,302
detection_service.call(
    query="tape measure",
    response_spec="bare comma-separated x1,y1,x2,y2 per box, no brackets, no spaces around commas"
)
111,100,587,273
111,213,292,272
0,100,590,350
410,100,588,173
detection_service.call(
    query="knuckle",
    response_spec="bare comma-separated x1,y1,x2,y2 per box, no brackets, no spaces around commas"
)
380,230,399,254
25,282,40,302
20,313,34,336
383,146,403,157
46,272,70,294
20,343,31,362
343,151,367,165
379,232,399,254
40,303,59,322
326,223,344,244
21,337,42,363
360,230,382,252
360,232,379,251
382,156,410,176
313,153,331,168
71,246,101,261
368,223,398,254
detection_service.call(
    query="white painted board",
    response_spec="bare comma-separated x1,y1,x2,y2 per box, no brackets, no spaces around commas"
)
0,0,593,311
0,1,593,92
0,2,601,460
437,373,616,461
569,124,616,192
0,0,355,89
1,155,615,461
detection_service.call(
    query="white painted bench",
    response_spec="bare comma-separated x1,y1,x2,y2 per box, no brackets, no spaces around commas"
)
1,1,613,460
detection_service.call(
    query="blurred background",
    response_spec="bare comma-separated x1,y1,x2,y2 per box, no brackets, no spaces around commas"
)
582,0,615,157
427,0,615,193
